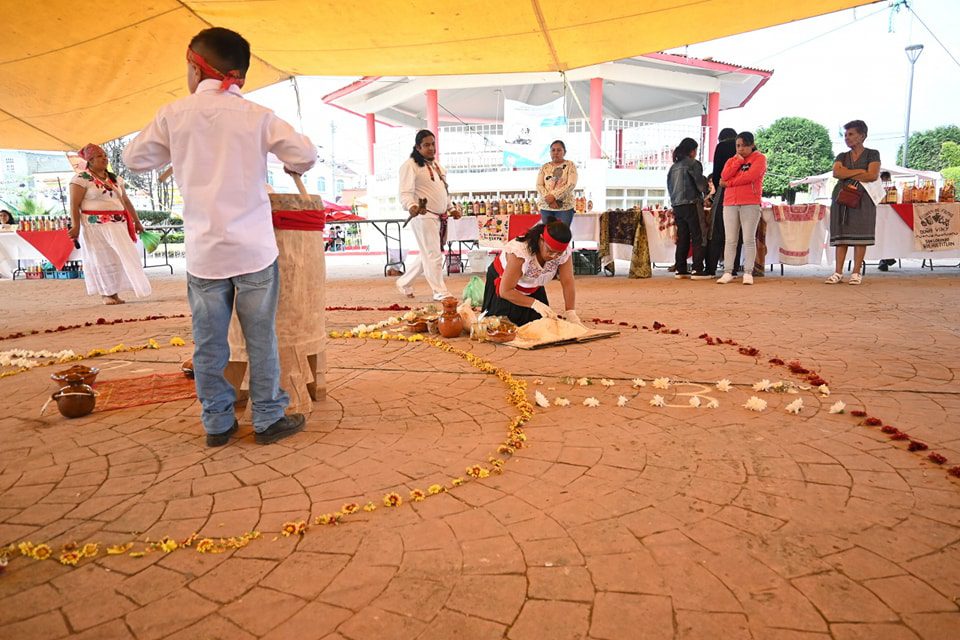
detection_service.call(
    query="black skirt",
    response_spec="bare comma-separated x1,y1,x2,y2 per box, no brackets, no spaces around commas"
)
481,261,549,326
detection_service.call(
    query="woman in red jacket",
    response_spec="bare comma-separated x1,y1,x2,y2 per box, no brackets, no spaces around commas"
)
717,132,766,285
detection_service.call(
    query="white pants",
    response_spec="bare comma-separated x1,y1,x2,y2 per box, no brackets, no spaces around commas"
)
722,205,761,276
397,216,449,298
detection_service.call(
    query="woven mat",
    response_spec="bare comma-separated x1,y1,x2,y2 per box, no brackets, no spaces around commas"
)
95,372,196,411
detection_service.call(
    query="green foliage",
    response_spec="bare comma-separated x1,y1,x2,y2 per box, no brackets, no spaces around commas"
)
13,196,55,217
135,210,176,226
755,117,835,197
896,125,960,169
942,166,960,184
939,141,960,169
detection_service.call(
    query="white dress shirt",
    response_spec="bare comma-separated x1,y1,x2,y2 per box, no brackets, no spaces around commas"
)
123,79,317,279
398,157,451,218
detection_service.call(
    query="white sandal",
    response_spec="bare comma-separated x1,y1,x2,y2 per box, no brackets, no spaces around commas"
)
824,273,843,284
849,273,862,285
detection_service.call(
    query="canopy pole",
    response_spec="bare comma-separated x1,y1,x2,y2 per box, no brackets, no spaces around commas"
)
589,78,603,160
426,89,439,155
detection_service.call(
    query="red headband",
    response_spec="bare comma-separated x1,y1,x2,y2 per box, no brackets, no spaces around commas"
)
542,226,569,252
78,143,103,161
187,48,245,91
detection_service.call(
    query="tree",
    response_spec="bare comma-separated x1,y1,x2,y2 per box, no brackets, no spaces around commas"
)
940,141,960,169
755,117,834,197
896,125,960,170
102,136,175,212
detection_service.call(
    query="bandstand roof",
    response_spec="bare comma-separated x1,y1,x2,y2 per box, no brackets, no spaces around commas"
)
1,0,876,150
324,54,773,128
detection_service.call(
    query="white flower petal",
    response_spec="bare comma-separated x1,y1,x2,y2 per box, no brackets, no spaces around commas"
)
689,396,701,408
743,396,767,412
752,379,772,392
534,390,550,408
828,400,846,414
716,379,732,392
818,384,830,396
600,378,615,387
616,395,628,407
576,377,590,386
632,378,646,388
706,398,720,409
785,398,803,415
583,397,601,407
649,395,666,407
652,377,671,390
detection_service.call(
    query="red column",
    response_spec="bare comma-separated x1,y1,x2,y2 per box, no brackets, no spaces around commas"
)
590,78,603,160
366,113,376,175
426,89,439,155
705,92,720,161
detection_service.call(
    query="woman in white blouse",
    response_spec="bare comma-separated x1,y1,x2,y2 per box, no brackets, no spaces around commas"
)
482,218,581,326
536,140,578,227
68,144,150,304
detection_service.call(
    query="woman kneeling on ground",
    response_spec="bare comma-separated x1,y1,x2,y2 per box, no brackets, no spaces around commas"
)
481,218,582,327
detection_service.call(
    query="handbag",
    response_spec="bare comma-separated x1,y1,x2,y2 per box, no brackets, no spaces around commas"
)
836,181,862,209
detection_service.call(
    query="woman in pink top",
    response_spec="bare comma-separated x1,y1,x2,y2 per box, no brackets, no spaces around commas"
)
717,132,766,285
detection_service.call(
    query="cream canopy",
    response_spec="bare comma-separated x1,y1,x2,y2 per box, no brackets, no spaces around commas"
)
1,0,876,150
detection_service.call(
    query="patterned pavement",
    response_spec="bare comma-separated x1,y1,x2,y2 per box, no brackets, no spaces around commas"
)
0,267,958,639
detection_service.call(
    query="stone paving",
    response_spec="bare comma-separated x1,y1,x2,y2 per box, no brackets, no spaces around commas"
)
0,266,959,639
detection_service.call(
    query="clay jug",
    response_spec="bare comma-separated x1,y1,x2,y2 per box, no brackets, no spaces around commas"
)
437,297,464,338
52,373,96,418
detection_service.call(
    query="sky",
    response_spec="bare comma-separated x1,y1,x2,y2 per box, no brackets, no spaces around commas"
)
242,0,959,175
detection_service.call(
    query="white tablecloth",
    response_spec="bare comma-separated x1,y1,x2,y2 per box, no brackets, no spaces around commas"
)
0,232,82,278
446,214,600,244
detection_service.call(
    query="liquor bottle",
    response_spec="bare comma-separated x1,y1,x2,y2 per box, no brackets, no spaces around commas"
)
479,197,487,216
522,198,531,214
499,197,507,216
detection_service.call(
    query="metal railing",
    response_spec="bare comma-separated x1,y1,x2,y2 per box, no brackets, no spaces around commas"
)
373,119,708,178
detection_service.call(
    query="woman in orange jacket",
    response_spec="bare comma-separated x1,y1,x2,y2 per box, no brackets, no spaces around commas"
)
717,131,766,285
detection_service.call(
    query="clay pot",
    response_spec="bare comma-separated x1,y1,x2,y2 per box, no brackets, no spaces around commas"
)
51,365,99,387
437,297,464,338
181,358,195,379
52,381,96,418
406,320,428,333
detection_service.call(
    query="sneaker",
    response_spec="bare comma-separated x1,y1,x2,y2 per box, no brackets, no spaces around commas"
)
674,273,691,279
690,272,714,280
254,414,306,444
824,273,843,284
716,273,734,284
206,420,238,447
751,268,765,277
432,292,453,301
849,273,863,285
743,273,754,285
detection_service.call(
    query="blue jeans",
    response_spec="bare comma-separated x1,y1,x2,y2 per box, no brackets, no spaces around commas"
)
186,260,288,435
541,209,575,228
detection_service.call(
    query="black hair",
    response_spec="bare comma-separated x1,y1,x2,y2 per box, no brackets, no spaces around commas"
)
672,138,699,163
410,129,435,167
550,140,566,152
517,216,572,256
0,209,15,224
719,128,737,141
844,119,868,137
190,27,251,77
880,171,891,181
737,131,756,151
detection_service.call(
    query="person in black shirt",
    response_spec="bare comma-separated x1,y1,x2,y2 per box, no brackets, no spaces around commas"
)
704,128,738,276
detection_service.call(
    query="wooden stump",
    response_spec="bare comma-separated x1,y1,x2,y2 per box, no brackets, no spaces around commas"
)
227,228,326,415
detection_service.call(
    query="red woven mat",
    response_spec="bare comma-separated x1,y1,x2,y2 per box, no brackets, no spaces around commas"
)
95,372,196,411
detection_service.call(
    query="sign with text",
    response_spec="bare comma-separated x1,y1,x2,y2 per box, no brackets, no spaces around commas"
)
913,203,960,251
502,97,567,169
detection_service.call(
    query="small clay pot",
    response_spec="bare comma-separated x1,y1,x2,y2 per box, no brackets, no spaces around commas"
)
406,320,428,333
437,297,464,338
181,359,195,379
52,383,96,418
51,365,99,387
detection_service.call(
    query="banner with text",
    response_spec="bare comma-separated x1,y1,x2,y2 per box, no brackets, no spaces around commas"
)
502,98,567,169
913,202,960,251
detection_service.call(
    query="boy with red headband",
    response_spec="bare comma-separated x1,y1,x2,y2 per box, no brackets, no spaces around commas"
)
124,27,317,447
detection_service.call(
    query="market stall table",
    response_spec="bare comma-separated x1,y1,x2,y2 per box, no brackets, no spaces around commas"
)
0,230,81,279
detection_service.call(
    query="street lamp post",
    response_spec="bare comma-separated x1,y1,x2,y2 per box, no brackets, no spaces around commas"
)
902,44,923,168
